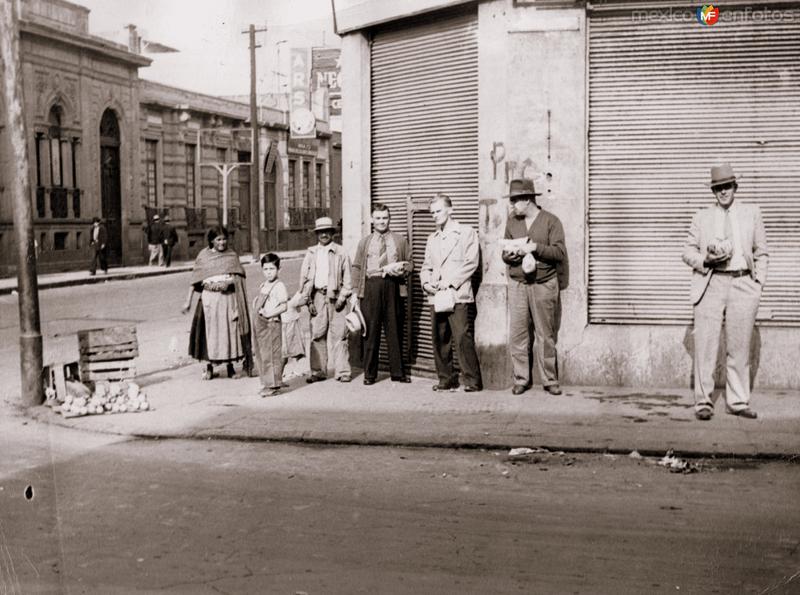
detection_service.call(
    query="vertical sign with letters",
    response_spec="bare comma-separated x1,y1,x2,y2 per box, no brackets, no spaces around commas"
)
290,47,316,139
311,47,342,117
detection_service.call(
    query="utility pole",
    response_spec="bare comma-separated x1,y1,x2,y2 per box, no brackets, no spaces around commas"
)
243,24,267,258
0,0,44,406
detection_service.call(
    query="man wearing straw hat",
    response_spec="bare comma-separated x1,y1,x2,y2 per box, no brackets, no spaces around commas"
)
501,177,567,396
683,163,768,421
299,216,353,383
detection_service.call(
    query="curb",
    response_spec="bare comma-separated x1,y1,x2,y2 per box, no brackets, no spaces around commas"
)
0,252,305,296
22,406,800,462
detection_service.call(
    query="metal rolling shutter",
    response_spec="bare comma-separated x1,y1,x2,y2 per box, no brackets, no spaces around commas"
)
371,8,479,372
588,2,800,325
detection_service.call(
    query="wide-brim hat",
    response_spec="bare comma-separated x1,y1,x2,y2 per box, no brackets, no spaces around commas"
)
314,216,336,232
504,177,542,200
345,305,366,337
705,163,741,187
152,214,160,220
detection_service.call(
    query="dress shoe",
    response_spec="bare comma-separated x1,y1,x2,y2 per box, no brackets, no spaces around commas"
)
391,376,412,383
432,383,458,392
512,384,528,396
695,408,713,421
543,384,562,395
363,378,376,386
726,406,757,419
306,374,326,384
337,375,352,383
463,385,482,393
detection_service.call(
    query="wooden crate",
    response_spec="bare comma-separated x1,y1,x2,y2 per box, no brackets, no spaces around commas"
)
78,325,138,382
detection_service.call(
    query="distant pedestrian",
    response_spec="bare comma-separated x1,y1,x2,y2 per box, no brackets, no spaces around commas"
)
89,217,108,275
352,203,413,385
501,178,567,396
182,226,253,380
144,214,163,266
161,215,179,267
420,193,482,392
252,253,288,397
682,163,768,421
299,216,353,383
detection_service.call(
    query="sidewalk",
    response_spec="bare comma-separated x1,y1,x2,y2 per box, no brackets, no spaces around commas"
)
0,250,306,295
26,360,800,459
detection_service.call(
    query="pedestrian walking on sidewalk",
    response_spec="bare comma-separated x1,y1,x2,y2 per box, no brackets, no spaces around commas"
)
144,214,163,266
683,163,768,421
298,217,353,384
160,215,179,267
420,193,483,392
182,226,254,380
89,217,108,275
352,203,413,385
252,253,288,397
501,178,567,396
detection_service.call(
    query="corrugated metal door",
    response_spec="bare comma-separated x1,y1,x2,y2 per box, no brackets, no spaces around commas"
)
371,7,479,372
588,2,800,325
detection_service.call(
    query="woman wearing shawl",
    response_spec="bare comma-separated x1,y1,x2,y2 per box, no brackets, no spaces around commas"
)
182,226,253,379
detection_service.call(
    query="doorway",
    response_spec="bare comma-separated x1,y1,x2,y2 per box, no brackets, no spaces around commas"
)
99,109,122,265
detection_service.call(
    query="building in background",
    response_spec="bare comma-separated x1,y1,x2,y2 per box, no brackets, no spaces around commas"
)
0,0,150,275
0,0,340,276
335,0,800,390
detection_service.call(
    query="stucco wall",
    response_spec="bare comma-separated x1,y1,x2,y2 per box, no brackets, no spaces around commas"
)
340,0,800,390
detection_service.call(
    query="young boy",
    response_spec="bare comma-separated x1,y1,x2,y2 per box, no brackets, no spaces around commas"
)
252,253,288,396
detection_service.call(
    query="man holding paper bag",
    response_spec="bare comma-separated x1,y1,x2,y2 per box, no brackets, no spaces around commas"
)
420,194,483,392
502,178,567,396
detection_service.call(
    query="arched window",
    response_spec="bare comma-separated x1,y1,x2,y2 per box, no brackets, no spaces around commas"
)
35,104,80,219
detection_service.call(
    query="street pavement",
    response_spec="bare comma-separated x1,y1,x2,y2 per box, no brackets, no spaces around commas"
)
2,257,800,460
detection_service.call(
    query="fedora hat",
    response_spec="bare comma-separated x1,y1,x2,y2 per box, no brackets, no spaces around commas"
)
314,216,336,232
504,178,542,200
705,163,740,187
152,214,160,221
345,304,366,337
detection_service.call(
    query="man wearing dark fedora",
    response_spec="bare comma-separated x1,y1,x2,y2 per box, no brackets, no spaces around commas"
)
299,216,353,383
501,177,567,396
351,202,413,385
683,163,768,421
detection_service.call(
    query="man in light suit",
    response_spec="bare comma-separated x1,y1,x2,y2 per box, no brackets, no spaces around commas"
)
682,163,768,421
420,194,482,392
299,217,353,383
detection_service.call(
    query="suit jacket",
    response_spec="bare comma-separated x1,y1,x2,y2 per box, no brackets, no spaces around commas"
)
299,243,353,301
682,202,769,305
351,230,413,299
420,219,480,304
90,223,107,249
161,223,178,246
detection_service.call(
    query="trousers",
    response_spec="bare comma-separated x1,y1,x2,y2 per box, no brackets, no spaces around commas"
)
310,291,351,379
693,273,761,412
431,303,482,389
508,277,561,387
362,277,405,380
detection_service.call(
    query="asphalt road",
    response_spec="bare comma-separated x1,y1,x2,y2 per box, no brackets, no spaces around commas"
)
0,259,304,403
1,424,798,595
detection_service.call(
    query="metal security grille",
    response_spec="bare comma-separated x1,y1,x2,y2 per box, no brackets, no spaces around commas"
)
371,7,479,372
588,2,800,325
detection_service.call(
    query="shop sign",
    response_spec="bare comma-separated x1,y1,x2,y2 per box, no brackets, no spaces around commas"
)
290,47,316,139
311,47,342,117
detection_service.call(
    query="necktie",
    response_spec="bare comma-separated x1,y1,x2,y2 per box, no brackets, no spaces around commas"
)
378,234,388,268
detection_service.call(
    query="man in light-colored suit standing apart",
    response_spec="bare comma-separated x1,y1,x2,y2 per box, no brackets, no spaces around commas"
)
683,163,768,421
420,194,482,392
